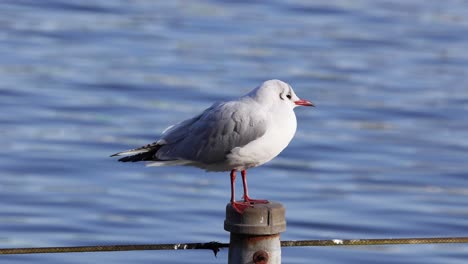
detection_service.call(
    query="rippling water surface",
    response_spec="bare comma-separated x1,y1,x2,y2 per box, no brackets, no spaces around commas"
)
1,0,468,263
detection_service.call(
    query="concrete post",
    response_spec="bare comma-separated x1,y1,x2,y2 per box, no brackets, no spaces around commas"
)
224,201,286,264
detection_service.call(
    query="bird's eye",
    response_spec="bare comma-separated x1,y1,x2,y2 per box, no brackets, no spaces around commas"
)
286,94,292,99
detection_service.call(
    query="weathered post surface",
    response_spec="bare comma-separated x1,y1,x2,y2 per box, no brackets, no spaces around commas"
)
224,201,286,264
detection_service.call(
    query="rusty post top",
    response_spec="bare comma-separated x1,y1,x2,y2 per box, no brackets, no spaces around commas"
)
224,201,286,235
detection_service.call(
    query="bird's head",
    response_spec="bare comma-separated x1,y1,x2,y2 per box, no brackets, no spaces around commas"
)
248,79,314,109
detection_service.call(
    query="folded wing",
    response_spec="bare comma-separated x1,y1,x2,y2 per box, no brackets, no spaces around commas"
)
112,101,267,165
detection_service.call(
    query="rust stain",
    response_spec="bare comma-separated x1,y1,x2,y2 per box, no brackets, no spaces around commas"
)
247,234,279,243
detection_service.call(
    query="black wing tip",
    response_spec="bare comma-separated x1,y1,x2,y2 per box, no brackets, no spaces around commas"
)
116,152,155,162
111,154,139,162
117,156,137,162
112,145,163,163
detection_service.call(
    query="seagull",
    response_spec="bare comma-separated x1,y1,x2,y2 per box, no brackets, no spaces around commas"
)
111,79,314,213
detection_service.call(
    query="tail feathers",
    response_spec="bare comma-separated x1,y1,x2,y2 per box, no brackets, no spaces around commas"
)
146,160,192,167
111,144,163,162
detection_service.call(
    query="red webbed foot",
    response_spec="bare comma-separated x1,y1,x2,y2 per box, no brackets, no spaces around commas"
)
244,195,269,205
231,201,252,214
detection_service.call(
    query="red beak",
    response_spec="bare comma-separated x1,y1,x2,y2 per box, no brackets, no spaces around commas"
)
294,99,314,107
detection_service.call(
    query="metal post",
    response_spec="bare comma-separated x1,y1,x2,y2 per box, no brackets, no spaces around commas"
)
224,201,286,264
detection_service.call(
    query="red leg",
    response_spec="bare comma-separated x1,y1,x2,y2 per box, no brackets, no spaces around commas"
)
241,169,249,199
230,169,236,203
230,169,250,213
241,170,269,204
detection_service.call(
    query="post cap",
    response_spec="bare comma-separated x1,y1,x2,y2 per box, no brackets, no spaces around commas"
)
224,201,286,235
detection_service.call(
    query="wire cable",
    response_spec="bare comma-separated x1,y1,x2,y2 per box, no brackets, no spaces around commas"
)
1,237,467,255
280,237,468,247
0,242,228,256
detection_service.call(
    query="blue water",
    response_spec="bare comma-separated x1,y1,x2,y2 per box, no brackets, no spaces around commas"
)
1,0,468,263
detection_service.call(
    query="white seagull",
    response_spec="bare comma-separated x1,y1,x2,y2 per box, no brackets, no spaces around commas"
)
111,79,314,213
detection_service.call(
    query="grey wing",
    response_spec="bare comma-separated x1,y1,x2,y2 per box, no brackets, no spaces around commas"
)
156,101,267,164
